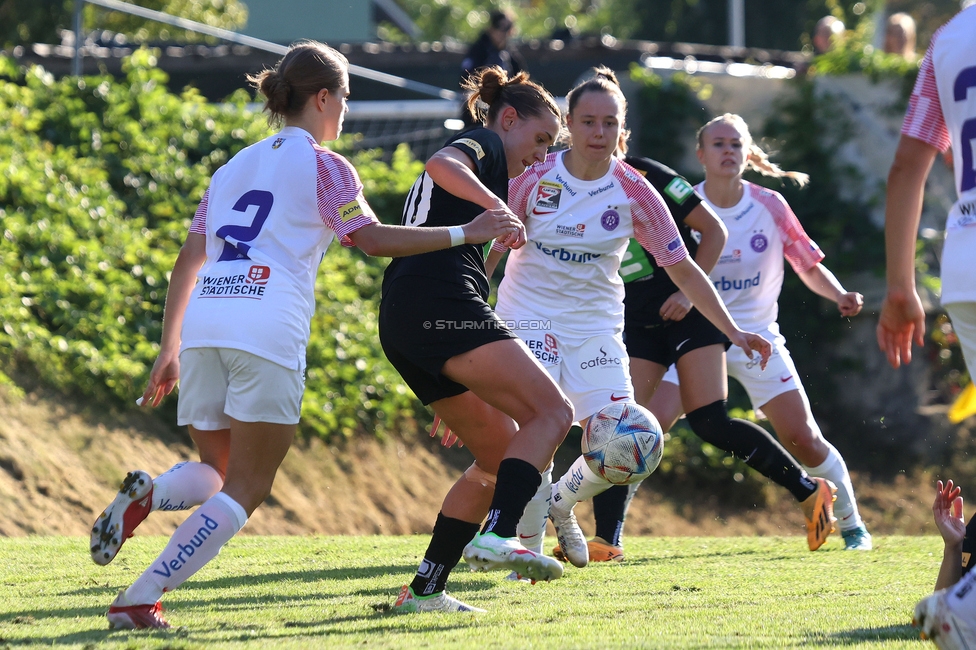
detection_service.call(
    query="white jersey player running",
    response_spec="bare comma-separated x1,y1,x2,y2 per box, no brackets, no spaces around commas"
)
90,41,522,630
874,4,976,646
485,68,773,569
650,113,870,550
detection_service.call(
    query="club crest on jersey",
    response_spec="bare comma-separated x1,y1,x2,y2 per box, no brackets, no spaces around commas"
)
246,265,271,285
340,199,364,223
455,137,485,160
271,138,284,150
533,180,562,214
600,209,620,231
555,223,585,238
750,232,768,252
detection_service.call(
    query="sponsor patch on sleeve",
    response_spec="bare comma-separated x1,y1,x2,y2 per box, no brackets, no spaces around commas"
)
664,177,694,204
667,236,683,252
339,199,365,222
455,137,486,160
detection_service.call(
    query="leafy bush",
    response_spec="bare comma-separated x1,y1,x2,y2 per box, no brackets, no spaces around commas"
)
629,64,712,178
0,50,427,440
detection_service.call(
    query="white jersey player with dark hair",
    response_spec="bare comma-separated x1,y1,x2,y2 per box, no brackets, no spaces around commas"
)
483,68,781,571
876,4,976,647
89,40,522,630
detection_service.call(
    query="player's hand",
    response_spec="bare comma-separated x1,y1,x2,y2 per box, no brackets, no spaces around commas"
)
659,291,692,322
465,208,525,249
934,479,966,547
729,331,772,371
877,287,926,368
140,348,180,408
430,415,463,448
837,291,864,318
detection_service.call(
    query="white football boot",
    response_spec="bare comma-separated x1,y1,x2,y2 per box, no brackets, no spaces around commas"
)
548,492,588,568
914,588,976,649
463,532,563,582
393,585,485,613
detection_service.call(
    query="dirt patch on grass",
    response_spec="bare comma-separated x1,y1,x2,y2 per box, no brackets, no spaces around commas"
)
0,387,946,541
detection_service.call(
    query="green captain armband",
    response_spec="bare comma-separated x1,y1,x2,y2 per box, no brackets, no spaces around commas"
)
619,238,655,283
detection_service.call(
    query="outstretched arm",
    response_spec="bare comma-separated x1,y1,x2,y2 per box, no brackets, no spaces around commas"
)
877,135,939,368
349,211,524,258
934,479,967,591
663,257,771,367
659,203,727,322
797,263,863,317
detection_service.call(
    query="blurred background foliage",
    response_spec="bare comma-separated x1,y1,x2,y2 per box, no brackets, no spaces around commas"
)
383,0,959,52
1,0,962,54
0,0,247,49
0,51,423,441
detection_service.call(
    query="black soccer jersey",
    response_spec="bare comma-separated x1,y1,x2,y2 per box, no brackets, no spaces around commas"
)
384,127,509,298
963,514,976,578
622,156,703,324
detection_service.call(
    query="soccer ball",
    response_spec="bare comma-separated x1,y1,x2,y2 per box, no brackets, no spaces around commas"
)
582,402,664,485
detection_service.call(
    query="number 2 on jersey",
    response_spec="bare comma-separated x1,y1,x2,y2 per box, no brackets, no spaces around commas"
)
956,66,976,192
216,190,274,261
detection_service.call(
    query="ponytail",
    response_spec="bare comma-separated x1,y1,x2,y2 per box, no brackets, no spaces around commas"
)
462,65,560,126
745,143,809,187
248,40,348,126
697,113,809,187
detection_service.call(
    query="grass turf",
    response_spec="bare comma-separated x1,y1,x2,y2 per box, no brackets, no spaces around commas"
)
0,535,943,648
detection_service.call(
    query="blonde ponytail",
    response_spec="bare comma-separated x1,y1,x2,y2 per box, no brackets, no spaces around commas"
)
697,113,810,187
746,143,810,187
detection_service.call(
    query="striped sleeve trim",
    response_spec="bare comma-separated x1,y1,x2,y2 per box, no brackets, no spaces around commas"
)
615,162,687,267
749,183,824,273
901,27,951,152
189,188,209,234
313,144,379,247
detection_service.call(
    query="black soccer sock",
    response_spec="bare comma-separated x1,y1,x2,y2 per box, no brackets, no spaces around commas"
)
593,484,630,546
410,512,481,597
686,400,818,502
481,458,542,538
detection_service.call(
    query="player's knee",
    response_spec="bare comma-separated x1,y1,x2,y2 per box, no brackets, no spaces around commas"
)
523,391,574,445
463,462,497,488
785,425,825,461
552,395,575,436
685,400,732,448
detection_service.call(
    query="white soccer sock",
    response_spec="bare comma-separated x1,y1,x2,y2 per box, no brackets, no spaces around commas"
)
803,441,862,530
551,455,611,515
152,461,223,513
516,463,552,554
125,492,248,604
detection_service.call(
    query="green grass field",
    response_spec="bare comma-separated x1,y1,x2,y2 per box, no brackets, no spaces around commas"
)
0,535,943,648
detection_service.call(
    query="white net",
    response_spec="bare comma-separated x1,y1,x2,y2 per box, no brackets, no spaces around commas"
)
344,99,464,162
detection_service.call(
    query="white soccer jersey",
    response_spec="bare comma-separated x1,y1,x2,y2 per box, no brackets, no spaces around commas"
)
697,181,824,333
901,5,976,305
181,126,377,369
495,151,687,337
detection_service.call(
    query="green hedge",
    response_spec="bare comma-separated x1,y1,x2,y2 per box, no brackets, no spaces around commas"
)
0,50,424,440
